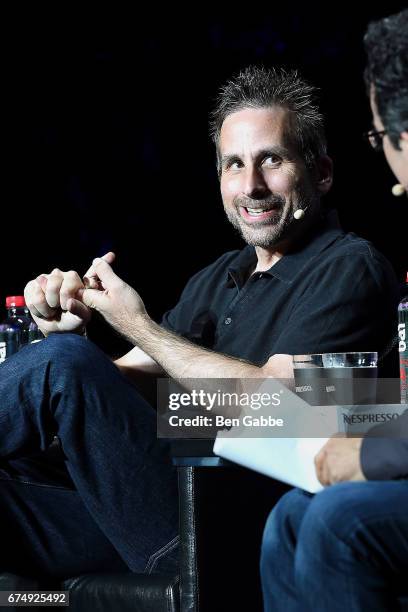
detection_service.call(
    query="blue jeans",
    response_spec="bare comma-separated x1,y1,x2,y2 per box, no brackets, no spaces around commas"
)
0,334,179,579
260,483,408,611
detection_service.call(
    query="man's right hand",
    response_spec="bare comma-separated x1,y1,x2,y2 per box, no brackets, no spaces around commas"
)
24,252,116,336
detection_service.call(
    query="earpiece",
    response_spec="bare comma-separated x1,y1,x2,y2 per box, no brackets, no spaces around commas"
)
392,183,406,197
293,209,306,220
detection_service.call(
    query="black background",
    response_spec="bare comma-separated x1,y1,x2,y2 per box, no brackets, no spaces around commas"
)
3,5,407,353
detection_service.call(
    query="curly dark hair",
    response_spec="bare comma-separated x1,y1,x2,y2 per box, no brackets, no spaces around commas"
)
210,66,327,174
364,9,408,150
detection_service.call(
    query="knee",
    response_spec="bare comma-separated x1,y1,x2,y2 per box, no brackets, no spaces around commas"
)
30,333,111,377
44,333,88,349
261,489,310,569
35,332,91,358
293,482,382,597
297,482,367,562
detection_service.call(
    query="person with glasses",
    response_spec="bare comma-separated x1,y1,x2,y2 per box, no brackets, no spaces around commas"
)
364,11,408,197
261,9,408,612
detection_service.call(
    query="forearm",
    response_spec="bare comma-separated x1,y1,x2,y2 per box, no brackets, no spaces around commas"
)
125,314,265,380
113,345,164,392
114,346,164,375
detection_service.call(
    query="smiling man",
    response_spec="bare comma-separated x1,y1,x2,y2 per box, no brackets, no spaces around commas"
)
0,67,399,581
218,105,329,258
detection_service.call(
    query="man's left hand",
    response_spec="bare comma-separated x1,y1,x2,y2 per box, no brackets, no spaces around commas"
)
315,437,366,486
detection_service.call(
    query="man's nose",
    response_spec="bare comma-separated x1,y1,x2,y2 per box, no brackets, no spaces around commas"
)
242,166,269,199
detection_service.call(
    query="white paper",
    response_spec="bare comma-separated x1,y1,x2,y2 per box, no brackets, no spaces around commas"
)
213,435,327,493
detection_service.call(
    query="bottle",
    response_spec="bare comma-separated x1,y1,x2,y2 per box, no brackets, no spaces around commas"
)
23,301,44,344
0,296,26,362
0,296,42,364
398,273,408,405
28,319,44,344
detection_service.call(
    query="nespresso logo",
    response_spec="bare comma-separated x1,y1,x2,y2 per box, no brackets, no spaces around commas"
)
343,413,400,424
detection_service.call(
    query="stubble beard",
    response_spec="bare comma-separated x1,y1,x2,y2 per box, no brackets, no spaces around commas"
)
223,188,318,249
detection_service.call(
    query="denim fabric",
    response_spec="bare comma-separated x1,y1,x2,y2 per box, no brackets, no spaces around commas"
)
0,334,178,579
260,483,408,611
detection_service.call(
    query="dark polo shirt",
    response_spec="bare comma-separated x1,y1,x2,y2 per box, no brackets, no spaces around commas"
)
161,211,399,366
162,211,404,479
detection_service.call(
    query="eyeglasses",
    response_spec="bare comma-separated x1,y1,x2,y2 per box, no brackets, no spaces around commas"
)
363,129,387,152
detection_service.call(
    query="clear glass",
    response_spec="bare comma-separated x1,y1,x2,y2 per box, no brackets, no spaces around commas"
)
293,352,378,369
292,352,378,406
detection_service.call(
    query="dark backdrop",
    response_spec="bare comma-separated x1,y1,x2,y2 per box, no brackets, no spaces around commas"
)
3,6,407,354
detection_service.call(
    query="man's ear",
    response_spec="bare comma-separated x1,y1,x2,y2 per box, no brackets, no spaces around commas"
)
315,155,333,195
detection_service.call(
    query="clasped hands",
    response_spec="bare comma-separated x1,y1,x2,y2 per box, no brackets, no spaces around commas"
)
24,252,146,339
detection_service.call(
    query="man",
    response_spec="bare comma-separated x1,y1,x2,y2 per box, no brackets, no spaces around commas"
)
0,67,398,579
261,10,408,612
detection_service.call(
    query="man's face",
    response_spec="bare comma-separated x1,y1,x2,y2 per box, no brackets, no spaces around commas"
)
370,87,408,190
219,106,319,249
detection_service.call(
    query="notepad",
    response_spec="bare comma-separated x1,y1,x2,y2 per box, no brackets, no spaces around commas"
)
213,434,327,493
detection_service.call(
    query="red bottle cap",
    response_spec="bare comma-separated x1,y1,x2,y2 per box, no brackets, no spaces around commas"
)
6,296,26,308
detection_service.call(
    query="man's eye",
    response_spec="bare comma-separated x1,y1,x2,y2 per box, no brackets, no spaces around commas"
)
228,160,243,170
263,155,281,167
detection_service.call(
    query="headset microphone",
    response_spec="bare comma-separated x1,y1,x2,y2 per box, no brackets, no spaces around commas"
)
392,184,406,197
294,208,307,220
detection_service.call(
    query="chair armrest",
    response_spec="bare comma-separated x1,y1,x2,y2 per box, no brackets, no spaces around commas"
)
177,463,291,612
178,467,198,612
